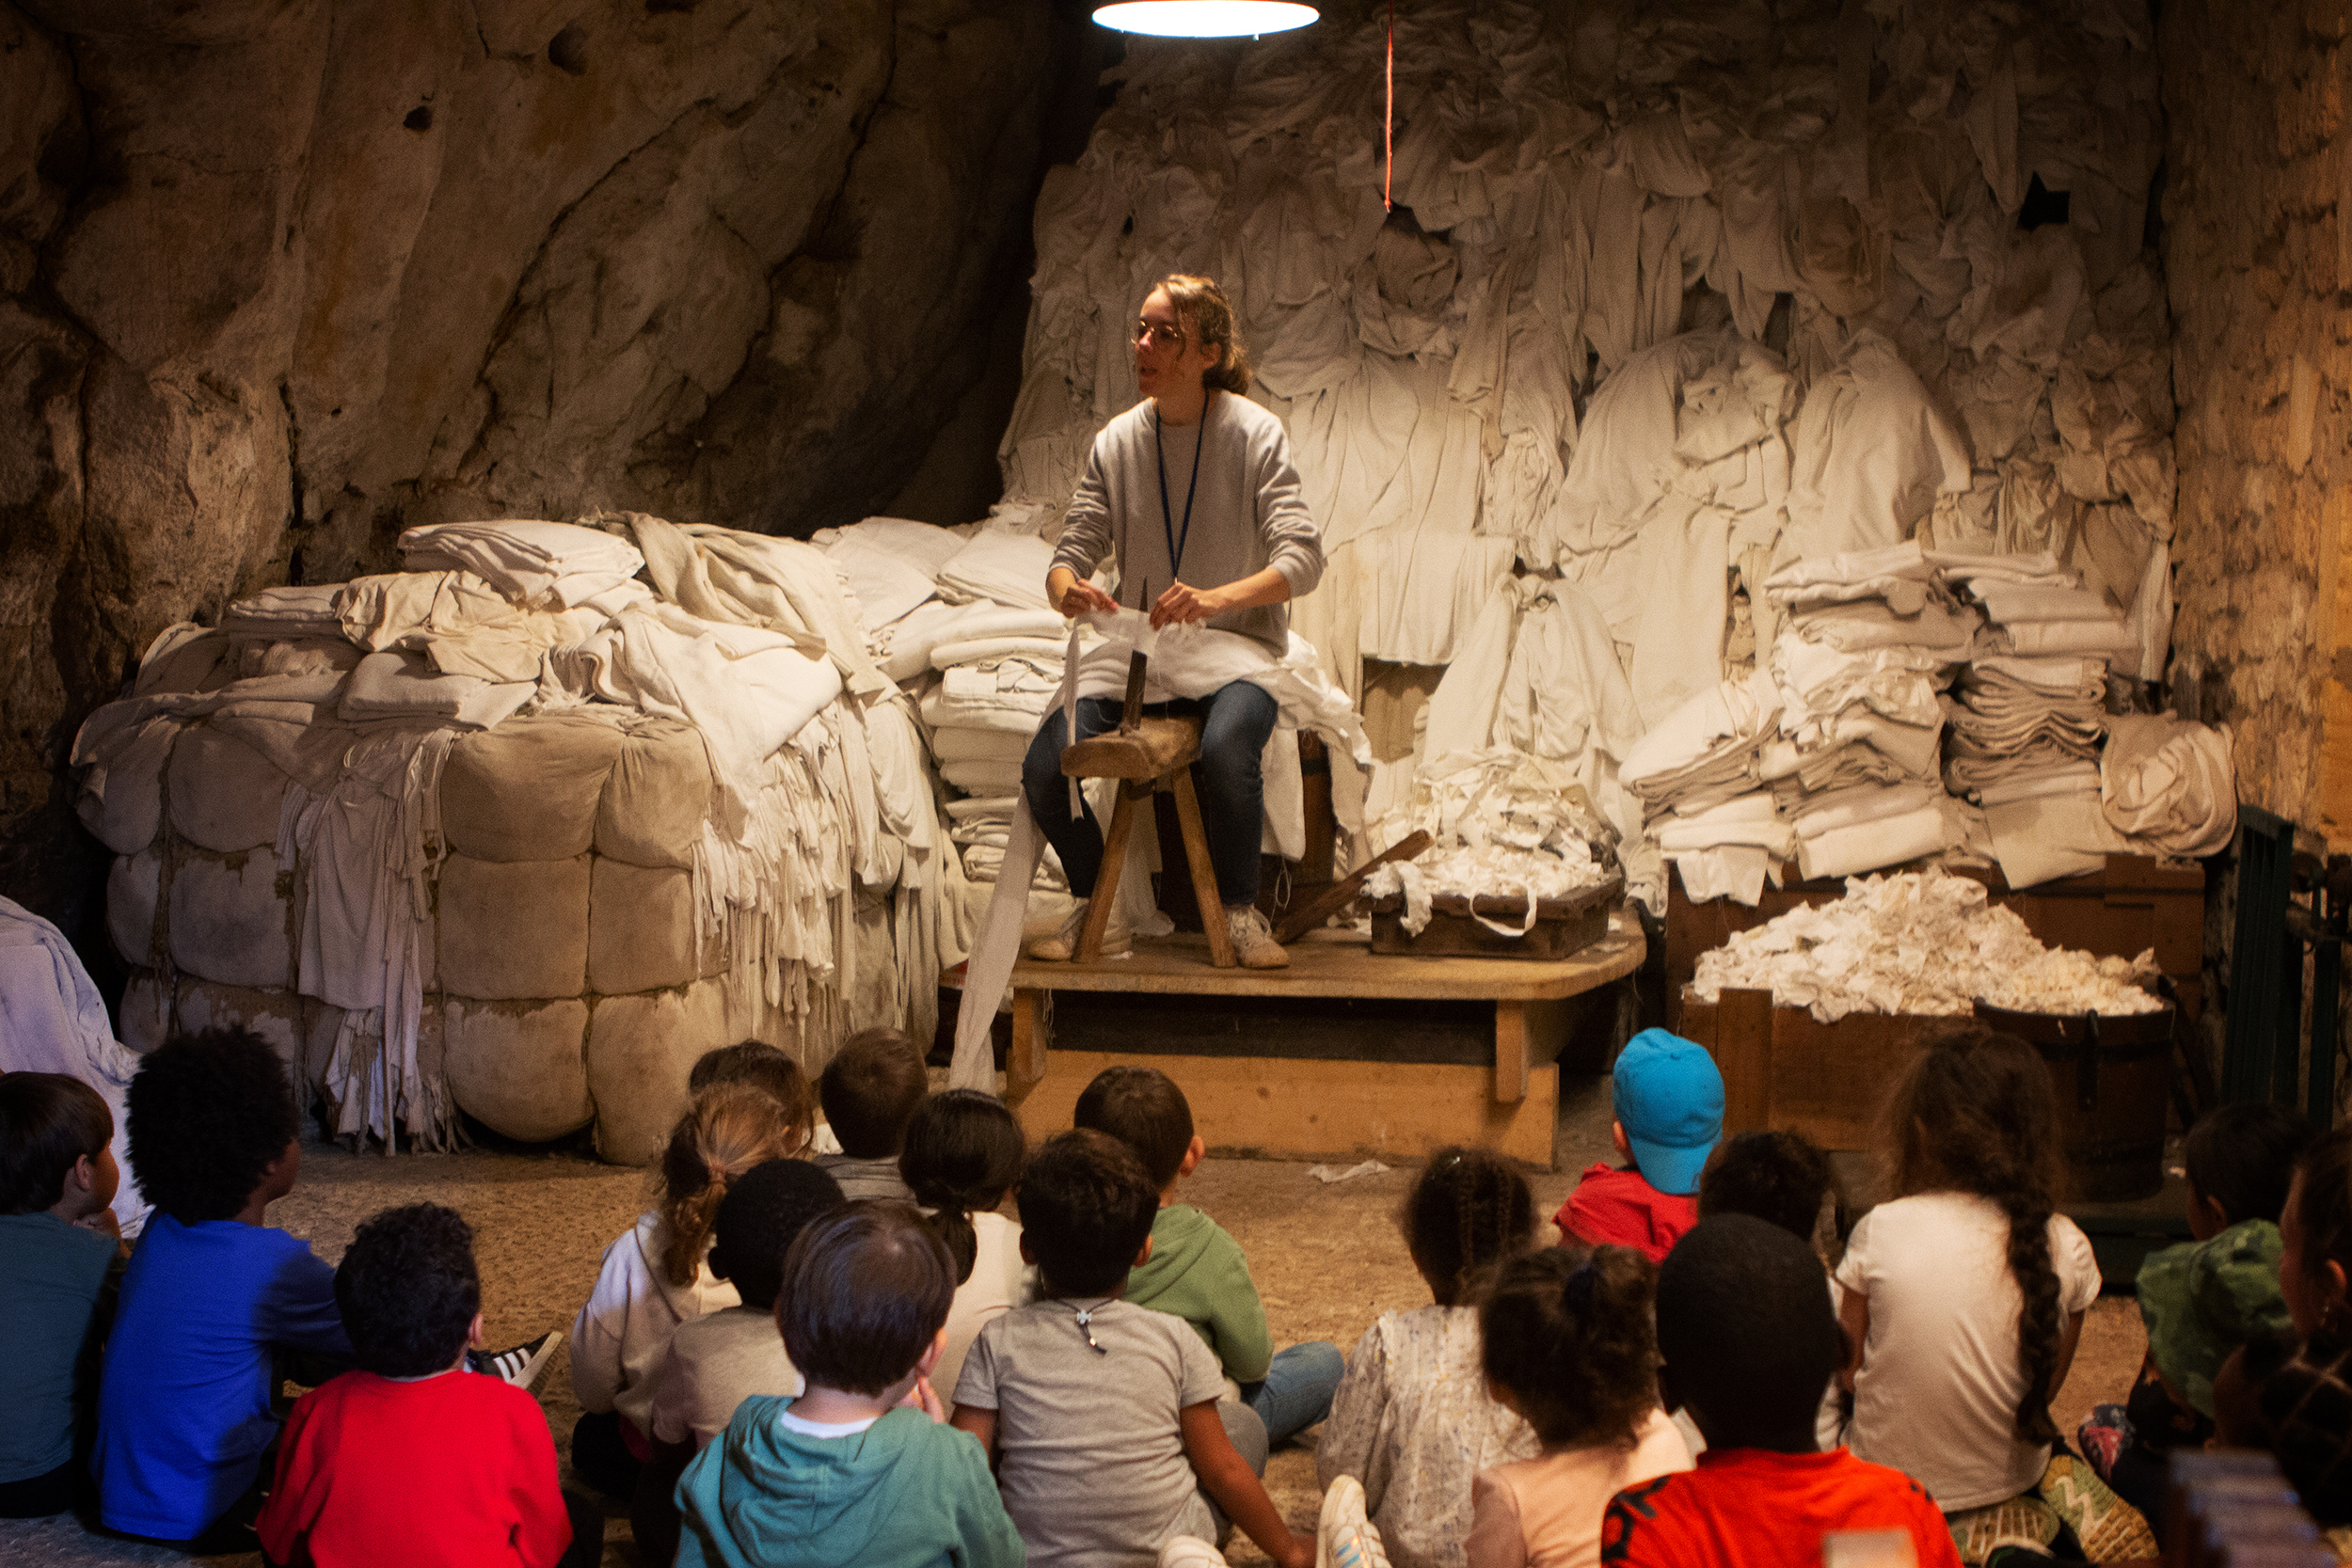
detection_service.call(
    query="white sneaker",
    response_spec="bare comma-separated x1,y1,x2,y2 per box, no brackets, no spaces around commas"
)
1319,1476,1391,1568
1026,899,1131,962
469,1329,564,1393
1226,904,1290,970
1158,1537,1230,1568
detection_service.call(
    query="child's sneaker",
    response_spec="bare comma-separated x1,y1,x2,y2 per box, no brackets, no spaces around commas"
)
1158,1537,1230,1568
469,1330,564,1392
1318,1475,1391,1568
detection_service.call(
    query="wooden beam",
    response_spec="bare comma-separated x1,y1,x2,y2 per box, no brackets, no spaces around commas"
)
1495,1000,1530,1103
1007,989,1048,1094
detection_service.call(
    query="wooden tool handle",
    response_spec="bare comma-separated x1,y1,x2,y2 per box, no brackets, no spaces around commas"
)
1270,829,1434,945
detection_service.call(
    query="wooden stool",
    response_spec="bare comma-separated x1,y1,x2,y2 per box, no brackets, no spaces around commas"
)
1060,714,1237,968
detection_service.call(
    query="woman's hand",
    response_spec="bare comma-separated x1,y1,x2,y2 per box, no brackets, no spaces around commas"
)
1048,566,1120,618
1151,579,1231,628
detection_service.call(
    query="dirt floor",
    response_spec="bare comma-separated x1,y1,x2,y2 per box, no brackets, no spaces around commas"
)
2,1092,2153,1568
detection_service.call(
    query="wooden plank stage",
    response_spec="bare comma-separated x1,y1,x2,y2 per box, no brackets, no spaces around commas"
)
1001,907,1645,1167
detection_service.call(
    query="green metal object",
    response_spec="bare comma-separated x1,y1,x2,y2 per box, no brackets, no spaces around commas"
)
2223,806,2296,1104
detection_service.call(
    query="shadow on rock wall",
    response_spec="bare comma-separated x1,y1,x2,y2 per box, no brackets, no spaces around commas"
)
0,0,1074,930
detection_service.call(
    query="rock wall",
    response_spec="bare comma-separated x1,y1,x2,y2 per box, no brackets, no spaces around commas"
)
2161,0,2345,830
0,0,1070,928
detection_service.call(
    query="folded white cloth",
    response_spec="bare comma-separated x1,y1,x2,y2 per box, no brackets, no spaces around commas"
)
1674,846,1772,906
824,535,937,629
936,528,1057,610
222,584,344,638
1995,619,2137,657
943,794,1020,821
1764,542,1935,611
1791,597,1981,653
818,516,968,578
1656,793,1795,856
930,636,1070,670
1985,791,2129,888
1967,579,2121,625
1928,550,2070,588
941,757,1025,793
399,520,644,609
879,602,1069,682
2101,714,2237,858
339,651,534,730
930,727,1032,767
1623,668,1782,797
1975,763,2102,807
1795,801,1952,879
1790,782,1939,840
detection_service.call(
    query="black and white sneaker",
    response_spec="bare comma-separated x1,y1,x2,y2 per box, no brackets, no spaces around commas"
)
469,1330,564,1393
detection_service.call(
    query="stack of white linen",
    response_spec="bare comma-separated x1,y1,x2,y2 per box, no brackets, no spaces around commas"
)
918,625,1083,892
813,516,970,652
1754,545,1971,881
1939,551,2138,660
221,584,345,640
1622,669,1788,904
398,519,645,610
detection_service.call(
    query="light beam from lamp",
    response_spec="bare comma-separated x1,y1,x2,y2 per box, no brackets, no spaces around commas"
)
1091,2,1317,39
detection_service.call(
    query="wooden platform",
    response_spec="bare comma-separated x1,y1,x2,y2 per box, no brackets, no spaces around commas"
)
1001,907,1645,1167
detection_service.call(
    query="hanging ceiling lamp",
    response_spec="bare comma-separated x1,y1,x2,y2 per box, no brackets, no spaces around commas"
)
1091,2,1317,39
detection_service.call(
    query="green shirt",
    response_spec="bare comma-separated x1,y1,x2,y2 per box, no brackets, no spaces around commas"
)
0,1211,119,1483
1124,1204,1272,1384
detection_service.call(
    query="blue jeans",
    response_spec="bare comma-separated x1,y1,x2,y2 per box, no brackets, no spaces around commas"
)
1239,1339,1345,1446
1022,680,1280,909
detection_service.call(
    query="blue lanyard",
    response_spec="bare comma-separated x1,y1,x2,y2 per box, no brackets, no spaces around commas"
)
1153,397,1207,584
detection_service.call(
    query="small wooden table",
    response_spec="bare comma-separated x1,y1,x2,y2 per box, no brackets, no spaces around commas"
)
999,907,1645,1166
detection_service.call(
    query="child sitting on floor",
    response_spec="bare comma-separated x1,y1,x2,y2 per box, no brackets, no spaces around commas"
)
952,1129,1310,1568
255,1203,595,1568
1599,1215,1963,1568
1318,1146,1542,1568
570,1081,808,1497
901,1088,1031,1397
1076,1065,1342,1446
0,1071,125,1520
2078,1101,2312,1531
1554,1029,1721,1263
634,1160,845,1566
676,1203,1023,1568
1836,1027,2151,1562
691,1039,819,1130
816,1029,928,1201
1468,1245,1692,1568
91,1028,353,1551
1697,1127,1844,1451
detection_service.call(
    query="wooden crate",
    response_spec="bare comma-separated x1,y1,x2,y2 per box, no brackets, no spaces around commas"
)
1368,877,1622,961
1665,855,2206,1030
1676,987,1948,1148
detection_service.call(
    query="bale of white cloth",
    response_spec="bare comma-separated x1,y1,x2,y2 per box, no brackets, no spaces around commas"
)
399,519,645,610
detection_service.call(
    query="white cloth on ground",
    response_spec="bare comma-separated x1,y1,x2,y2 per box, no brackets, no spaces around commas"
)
0,897,151,1236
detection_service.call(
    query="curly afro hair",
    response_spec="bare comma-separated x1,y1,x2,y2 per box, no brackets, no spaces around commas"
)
336,1203,481,1378
1482,1244,1661,1449
128,1027,298,1223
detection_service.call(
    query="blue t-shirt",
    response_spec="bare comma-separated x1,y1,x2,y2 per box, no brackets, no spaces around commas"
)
93,1213,350,1539
0,1212,119,1483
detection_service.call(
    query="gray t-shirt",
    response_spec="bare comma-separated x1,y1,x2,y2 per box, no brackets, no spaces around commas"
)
647,1305,802,1448
956,1297,1225,1566
813,1154,914,1204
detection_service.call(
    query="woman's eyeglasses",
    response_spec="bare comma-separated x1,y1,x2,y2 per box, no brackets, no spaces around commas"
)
1134,320,1185,348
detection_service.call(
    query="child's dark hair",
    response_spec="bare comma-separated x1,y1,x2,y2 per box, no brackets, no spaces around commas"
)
128,1027,298,1224
2292,1126,2352,1340
1401,1146,1534,1305
658,1083,806,1289
2259,1331,2352,1525
691,1041,817,1138
1073,1065,1193,1189
0,1072,112,1214
900,1089,1026,1285
778,1202,954,1397
1656,1214,1841,1449
1016,1129,1159,1297
1882,1025,2067,1445
2186,1102,2313,1227
708,1160,844,1311
1481,1245,1660,1448
818,1029,929,1159
334,1203,480,1379
1699,1129,1836,1243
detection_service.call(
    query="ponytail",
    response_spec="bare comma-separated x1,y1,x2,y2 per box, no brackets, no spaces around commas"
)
1881,1026,2069,1442
899,1089,1027,1290
658,1083,801,1289
1481,1244,1661,1448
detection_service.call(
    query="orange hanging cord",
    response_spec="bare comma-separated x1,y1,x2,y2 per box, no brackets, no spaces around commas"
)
1383,0,1395,212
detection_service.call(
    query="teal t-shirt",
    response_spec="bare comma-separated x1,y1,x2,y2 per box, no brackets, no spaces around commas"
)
0,1211,119,1482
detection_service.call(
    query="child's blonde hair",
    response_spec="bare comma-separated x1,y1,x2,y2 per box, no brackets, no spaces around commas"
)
658,1082,804,1288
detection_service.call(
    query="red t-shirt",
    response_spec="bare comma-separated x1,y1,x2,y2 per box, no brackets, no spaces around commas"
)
255,1370,574,1568
1555,1164,1698,1263
1600,1447,1963,1568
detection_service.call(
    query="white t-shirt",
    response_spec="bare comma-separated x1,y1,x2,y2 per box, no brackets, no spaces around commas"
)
933,1210,1035,1402
569,1212,739,1432
1834,1192,2100,1510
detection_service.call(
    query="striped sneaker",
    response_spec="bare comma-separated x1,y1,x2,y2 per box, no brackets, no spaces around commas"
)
469,1330,564,1393
1319,1475,1391,1568
1157,1538,1229,1568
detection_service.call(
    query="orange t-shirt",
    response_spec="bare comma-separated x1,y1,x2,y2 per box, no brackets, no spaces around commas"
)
1555,1165,1697,1264
1599,1447,1962,1568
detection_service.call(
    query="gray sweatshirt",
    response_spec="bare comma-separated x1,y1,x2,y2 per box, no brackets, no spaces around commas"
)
1050,391,1325,656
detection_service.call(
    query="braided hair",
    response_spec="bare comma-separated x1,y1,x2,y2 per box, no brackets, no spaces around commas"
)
657,1083,803,1289
900,1089,1027,1286
1481,1244,1661,1449
1881,1026,2069,1444
1401,1146,1536,1306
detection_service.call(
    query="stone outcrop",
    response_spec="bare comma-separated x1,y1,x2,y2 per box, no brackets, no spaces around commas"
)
0,0,1065,925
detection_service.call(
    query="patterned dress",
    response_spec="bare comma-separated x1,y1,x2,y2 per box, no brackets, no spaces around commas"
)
1315,1306,1541,1568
